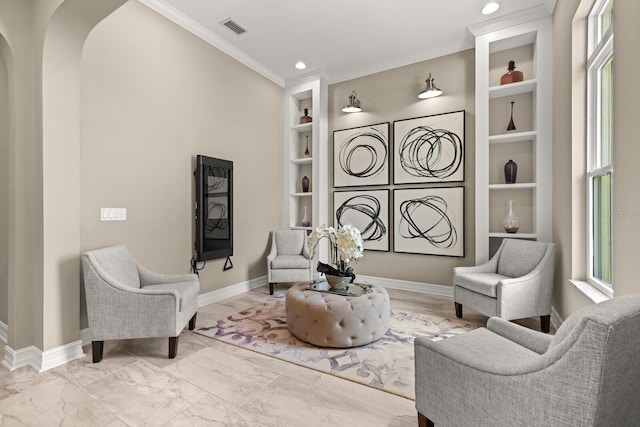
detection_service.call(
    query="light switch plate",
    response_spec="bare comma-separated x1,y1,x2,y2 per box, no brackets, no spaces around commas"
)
100,208,127,221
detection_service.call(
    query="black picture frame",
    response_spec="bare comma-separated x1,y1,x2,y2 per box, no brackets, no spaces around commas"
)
393,186,465,257
334,189,390,252
393,110,465,184
333,122,390,188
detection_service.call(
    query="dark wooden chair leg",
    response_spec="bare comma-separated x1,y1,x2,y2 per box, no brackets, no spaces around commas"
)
540,314,551,333
169,336,179,359
418,412,434,427
454,302,463,318
92,341,104,363
269,283,274,295
189,313,197,330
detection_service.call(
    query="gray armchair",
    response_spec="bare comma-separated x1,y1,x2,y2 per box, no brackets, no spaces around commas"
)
267,229,312,295
81,245,199,362
453,238,555,332
415,294,640,426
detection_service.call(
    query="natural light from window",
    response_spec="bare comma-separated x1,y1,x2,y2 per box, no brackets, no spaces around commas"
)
587,0,613,294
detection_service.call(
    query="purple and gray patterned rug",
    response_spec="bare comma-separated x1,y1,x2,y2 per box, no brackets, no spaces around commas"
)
196,297,476,400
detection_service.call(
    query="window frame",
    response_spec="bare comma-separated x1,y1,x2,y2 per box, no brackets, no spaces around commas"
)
586,0,613,296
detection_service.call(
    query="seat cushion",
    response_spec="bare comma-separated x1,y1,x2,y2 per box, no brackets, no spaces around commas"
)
271,255,309,269
497,239,548,278
455,272,508,297
142,281,199,311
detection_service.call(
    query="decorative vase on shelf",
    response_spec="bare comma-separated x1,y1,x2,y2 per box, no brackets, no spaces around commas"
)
301,175,310,193
304,135,310,157
300,108,312,124
507,101,517,131
503,200,520,233
500,60,524,85
504,159,518,184
301,206,310,227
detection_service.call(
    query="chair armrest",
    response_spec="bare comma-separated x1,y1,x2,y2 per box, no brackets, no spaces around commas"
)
487,317,552,354
267,233,278,263
137,264,198,286
302,239,311,259
454,259,496,276
497,246,555,318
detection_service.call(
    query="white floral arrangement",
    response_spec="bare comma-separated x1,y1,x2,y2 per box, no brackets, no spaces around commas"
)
308,224,364,269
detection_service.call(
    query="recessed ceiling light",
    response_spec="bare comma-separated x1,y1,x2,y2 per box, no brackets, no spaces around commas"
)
295,61,306,70
481,2,500,15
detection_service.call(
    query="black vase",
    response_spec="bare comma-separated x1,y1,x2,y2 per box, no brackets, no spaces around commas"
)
504,159,517,184
301,176,310,192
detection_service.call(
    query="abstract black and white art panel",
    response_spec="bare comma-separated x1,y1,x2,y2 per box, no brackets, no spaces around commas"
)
333,123,390,187
393,187,464,257
393,111,465,184
334,190,389,251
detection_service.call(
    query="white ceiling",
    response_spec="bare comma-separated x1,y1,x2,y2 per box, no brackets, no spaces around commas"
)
140,0,555,86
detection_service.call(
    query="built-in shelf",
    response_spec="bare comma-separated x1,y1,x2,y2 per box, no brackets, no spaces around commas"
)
488,79,537,98
292,123,312,133
489,183,537,190
284,74,328,232
291,157,313,165
489,130,537,144
489,232,537,239
472,16,552,262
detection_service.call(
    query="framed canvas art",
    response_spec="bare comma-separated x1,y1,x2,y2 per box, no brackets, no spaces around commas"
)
393,187,464,257
393,110,465,184
333,122,390,187
334,189,389,251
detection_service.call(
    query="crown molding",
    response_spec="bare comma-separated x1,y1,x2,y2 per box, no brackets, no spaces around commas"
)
138,0,285,87
468,5,552,37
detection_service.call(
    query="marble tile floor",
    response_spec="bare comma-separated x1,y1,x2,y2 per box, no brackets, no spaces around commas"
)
0,285,551,426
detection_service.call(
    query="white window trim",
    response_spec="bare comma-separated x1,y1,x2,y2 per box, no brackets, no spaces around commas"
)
585,0,613,297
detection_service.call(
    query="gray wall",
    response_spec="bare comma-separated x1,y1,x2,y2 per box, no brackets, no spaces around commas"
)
0,36,8,326
328,49,475,287
552,0,640,318
78,1,284,327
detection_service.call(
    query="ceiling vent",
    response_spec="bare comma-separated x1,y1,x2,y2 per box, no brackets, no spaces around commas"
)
221,18,246,36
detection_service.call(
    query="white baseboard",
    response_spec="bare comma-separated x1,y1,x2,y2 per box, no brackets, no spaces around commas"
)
0,320,7,343
357,274,454,297
1,340,84,373
197,275,267,307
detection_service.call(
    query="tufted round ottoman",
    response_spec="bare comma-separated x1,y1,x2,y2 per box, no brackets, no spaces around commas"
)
285,281,391,348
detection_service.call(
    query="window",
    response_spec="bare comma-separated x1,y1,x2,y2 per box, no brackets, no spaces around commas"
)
587,0,613,294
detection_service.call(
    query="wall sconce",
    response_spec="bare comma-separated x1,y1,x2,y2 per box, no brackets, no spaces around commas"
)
418,73,443,99
341,90,362,113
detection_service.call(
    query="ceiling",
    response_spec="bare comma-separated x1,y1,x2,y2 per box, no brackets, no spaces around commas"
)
140,0,555,86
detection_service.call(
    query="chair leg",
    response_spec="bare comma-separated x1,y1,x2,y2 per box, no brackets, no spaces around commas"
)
92,341,104,363
169,336,179,359
269,283,275,295
418,412,434,427
454,302,463,318
189,313,197,330
540,315,551,333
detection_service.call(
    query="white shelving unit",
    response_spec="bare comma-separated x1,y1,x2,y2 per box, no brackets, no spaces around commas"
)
471,14,552,262
283,74,328,236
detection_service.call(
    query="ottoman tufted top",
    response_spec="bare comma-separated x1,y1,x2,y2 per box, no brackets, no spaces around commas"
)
285,281,391,348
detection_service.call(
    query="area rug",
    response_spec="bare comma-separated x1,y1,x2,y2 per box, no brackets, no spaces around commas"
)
195,297,476,400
